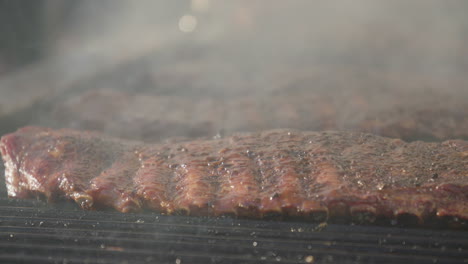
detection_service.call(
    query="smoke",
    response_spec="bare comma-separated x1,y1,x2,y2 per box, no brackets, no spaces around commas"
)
1,0,467,139
42,0,468,96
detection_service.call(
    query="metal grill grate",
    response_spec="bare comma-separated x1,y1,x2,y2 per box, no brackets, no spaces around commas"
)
0,198,466,264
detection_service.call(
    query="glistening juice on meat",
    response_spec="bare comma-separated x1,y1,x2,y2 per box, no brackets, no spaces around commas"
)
1,127,467,225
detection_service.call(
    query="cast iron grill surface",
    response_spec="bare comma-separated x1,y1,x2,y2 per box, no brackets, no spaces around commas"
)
0,198,466,264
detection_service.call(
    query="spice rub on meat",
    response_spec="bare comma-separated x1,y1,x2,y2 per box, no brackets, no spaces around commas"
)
1,127,467,225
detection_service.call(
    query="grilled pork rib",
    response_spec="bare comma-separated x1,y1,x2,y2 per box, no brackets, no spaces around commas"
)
1,127,467,224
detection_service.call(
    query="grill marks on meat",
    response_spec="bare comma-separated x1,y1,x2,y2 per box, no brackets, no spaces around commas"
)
1,127,467,224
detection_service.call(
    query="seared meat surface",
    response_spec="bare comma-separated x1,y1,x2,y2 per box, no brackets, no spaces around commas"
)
46,89,468,142
1,127,467,224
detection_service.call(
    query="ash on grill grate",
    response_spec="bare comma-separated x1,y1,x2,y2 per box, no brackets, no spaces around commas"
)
0,198,466,264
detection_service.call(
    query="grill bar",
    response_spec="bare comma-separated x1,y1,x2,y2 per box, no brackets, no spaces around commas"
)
1,206,465,239
0,198,467,264
1,219,466,256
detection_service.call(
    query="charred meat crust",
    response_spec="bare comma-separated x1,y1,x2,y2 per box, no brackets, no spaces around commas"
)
1,126,467,225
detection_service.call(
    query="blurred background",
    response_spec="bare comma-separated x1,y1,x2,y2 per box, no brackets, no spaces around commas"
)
0,0,467,138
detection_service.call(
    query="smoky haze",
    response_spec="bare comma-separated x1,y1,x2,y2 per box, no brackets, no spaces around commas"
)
0,0,467,141
49,0,468,84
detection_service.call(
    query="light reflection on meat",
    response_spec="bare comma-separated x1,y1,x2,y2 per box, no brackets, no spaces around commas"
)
1,126,467,226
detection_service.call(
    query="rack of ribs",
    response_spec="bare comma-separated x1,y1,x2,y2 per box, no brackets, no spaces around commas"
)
1,126,467,225
46,89,468,142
